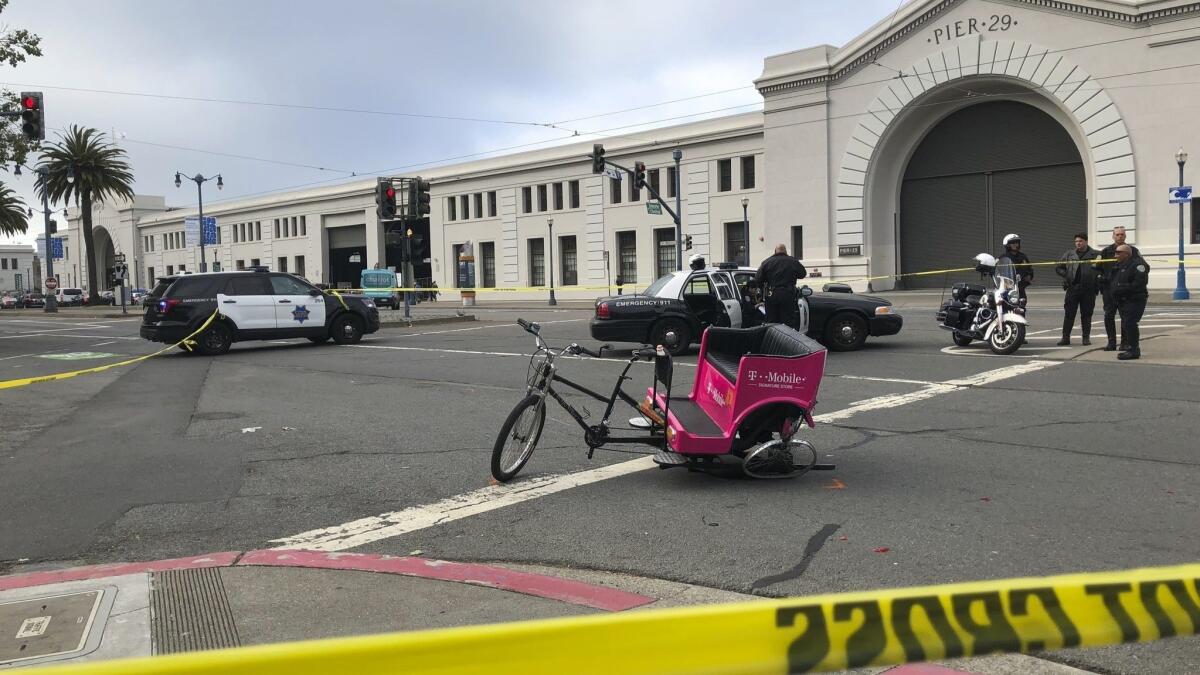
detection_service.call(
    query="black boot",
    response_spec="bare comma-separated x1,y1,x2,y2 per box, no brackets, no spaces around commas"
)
1103,342,1117,351
1057,337,1071,346
1118,343,1130,352
1118,348,1140,360
1081,332,1091,346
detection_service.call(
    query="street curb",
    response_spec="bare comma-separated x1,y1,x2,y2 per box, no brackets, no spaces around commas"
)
376,314,476,329
0,550,654,612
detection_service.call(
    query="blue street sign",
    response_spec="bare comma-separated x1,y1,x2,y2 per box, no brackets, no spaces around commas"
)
50,237,64,259
1169,186,1193,204
201,216,218,246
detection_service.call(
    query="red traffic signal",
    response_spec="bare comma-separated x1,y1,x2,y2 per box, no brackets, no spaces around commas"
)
19,91,44,142
376,179,397,220
634,161,647,189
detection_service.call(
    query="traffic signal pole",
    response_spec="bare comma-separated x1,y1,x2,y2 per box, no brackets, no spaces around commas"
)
41,180,58,313
590,146,685,272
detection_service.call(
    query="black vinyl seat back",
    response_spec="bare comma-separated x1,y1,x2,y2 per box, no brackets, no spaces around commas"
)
702,325,823,382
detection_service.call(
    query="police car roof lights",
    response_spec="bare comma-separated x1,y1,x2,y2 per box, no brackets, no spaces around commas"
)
717,262,739,270
250,266,271,273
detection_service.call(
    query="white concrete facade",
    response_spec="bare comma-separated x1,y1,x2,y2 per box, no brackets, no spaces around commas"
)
0,244,36,294
61,0,1200,297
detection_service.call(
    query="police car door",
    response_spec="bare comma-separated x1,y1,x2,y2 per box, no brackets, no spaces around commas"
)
270,274,326,334
218,275,276,331
710,272,742,328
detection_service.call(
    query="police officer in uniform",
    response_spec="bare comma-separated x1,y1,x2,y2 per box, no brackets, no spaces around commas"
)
1110,244,1149,361
1000,234,1034,304
1096,226,1140,351
1054,232,1101,346
755,244,807,329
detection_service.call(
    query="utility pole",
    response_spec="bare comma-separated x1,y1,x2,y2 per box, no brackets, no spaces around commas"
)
673,149,683,270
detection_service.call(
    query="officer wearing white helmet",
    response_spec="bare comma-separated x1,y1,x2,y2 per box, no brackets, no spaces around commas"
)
688,254,706,271
1000,233,1034,305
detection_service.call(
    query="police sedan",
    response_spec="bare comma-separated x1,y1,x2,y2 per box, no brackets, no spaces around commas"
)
589,264,901,354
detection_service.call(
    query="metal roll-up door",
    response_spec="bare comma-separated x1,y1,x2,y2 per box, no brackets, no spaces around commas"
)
898,101,1085,289
991,163,1087,282
900,174,988,288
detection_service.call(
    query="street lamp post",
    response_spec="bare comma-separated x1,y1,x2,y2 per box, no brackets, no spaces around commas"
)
14,163,59,312
547,217,557,306
175,172,223,272
673,149,683,271
1174,149,1190,301
741,197,750,267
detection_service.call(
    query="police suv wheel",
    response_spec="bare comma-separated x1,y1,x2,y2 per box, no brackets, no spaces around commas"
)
651,319,690,357
331,315,364,344
824,313,867,352
197,323,233,356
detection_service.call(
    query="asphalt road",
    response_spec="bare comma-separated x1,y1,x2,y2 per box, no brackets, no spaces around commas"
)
1,301,1198,674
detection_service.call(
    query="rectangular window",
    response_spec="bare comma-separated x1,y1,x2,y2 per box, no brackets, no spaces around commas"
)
487,191,497,217
617,231,637,285
275,219,281,239
560,236,577,286
667,166,677,198
569,180,580,209
300,216,307,236
649,168,660,195
236,260,245,271
251,258,260,268
655,227,676,278
717,158,732,192
295,255,305,279
741,155,756,190
256,222,262,240
610,178,622,204
522,187,532,214
452,243,465,287
178,264,186,273
278,257,288,273
553,183,563,210
473,193,483,219
1,258,6,269
290,217,297,238
447,197,457,221
481,242,496,288
528,238,545,287
537,184,547,212
167,265,174,275
725,221,749,267
629,175,640,202
240,223,247,242
461,194,470,220
791,226,804,260
162,234,168,249
216,226,222,244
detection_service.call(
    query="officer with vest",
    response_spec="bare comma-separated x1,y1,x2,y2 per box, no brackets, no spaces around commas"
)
1096,226,1140,351
1110,244,1150,361
755,244,807,329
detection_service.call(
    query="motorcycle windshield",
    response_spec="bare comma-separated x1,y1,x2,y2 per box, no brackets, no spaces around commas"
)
994,257,1018,289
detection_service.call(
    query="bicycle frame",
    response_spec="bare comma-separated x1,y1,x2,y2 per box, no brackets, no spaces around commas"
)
525,331,664,458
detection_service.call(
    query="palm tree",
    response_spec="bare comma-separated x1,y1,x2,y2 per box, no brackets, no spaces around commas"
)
35,126,134,298
0,184,28,236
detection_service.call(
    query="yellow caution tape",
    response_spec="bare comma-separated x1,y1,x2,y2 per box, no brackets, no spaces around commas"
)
0,310,220,391
32,562,1200,674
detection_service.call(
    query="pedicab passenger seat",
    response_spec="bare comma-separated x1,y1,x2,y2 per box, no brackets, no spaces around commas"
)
701,325,824,384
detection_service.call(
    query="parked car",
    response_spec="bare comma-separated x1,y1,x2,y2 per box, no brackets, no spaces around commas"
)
22,293,45,308
1,293,17,309
58,288,85,306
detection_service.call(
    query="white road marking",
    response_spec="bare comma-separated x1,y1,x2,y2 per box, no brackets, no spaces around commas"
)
0,333,141,341
273,360,1057,552
92,341,117,347
383,318,587,339
834,374,937,386
0,320,111,327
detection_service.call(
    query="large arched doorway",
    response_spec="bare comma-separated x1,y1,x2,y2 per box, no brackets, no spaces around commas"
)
92,226,116,293
898,101,1086,288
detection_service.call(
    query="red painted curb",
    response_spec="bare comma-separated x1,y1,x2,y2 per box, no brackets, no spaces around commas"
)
238,550,655,612
0,550,656,612
0,552,241,592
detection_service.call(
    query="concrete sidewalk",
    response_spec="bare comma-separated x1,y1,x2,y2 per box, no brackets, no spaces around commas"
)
0,550,1091,674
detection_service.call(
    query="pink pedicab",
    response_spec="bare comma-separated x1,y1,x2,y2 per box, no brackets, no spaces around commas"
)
491,320,832,481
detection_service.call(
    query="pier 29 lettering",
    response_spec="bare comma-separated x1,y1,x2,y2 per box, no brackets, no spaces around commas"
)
928,14,1017,45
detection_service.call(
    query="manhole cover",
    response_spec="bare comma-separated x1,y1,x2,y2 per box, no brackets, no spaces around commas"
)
0,590,105,666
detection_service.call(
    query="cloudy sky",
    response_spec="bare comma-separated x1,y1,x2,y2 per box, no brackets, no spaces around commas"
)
0,0,902,246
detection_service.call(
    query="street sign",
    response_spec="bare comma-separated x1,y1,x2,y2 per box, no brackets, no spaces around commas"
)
51,237,63,259
1169,186,1193,204
45,277,58,291
645,202,663,215
202,216,218,245
604,167,623,181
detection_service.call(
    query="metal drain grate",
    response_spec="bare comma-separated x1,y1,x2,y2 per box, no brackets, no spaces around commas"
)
150,568,240,654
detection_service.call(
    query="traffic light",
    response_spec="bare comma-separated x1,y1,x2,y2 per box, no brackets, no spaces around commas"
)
591,144,605,174
376,179,397,221
409,177,431,218
685,235,693,250
47,219,57,234
633,161,646,189
19,91,44,142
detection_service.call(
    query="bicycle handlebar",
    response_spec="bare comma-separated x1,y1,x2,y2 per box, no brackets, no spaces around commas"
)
571,343,610,358
517,318,540,335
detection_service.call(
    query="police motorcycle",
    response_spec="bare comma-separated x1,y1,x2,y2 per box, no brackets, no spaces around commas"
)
936,253,1028,355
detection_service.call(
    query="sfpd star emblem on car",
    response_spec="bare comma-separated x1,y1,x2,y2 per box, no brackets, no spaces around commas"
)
292,305,310,323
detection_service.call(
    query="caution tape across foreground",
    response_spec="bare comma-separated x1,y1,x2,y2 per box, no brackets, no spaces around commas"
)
0,311,219,391
32,562,1200,675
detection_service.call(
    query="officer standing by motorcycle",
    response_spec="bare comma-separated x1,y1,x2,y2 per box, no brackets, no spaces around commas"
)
1111,244,1149,361
755,244,807,329
1000,234,1034,304
1096,226,1140,351
1054,232,1101,345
